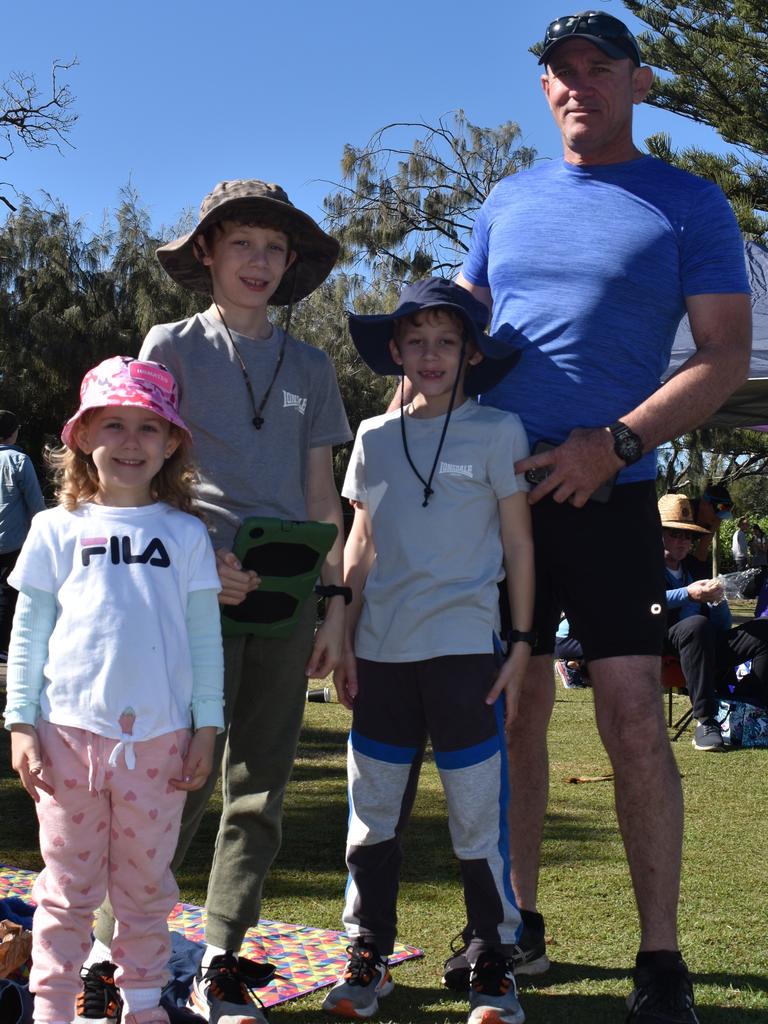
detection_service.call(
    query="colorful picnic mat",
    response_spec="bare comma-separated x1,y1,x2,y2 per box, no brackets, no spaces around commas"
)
0,864,422,1009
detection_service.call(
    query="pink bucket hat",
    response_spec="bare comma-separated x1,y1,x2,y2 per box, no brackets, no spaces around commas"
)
61,356,191,448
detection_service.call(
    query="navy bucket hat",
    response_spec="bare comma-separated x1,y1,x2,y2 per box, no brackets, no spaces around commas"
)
347,278,520,395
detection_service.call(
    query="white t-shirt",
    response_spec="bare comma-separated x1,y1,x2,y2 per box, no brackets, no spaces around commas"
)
9,502,221,740
733,528,748,559
343,400,529,662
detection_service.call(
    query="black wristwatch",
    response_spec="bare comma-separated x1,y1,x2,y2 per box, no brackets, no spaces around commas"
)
315,584,353,605
608,420,643,466
507,629,537,647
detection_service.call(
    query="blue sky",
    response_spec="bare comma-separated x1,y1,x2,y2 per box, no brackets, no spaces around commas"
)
2,0,731,237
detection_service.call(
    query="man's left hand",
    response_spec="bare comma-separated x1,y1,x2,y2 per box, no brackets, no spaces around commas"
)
515,427,626,508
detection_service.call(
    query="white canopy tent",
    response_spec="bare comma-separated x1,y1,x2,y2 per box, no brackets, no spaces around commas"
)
665,241,768,429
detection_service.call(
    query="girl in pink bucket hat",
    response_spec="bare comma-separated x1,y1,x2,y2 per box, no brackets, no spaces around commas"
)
4,356,225,1024
58,355,193,513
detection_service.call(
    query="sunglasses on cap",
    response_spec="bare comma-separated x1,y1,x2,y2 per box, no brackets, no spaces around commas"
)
540,12,642,65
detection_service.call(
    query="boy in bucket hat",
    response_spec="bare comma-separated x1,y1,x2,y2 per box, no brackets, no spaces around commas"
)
323,279,533,1024
88,181,351,1024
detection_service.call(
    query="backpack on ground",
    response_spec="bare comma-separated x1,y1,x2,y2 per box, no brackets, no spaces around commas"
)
717,698,768,748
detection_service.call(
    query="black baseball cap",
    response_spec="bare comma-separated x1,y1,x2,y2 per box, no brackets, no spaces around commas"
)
538,11,642,67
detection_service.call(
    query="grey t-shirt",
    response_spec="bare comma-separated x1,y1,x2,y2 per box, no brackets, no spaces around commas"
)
140,312,352,549
343,400,529,662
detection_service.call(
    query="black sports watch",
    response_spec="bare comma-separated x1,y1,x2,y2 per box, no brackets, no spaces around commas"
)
608,420,643,466
315,584,353,605
507,629,537,647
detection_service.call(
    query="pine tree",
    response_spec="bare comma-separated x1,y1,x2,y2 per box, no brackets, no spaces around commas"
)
323,110,536,284
623,0,768,239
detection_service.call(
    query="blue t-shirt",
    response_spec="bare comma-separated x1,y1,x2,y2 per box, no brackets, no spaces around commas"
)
461,156,750,482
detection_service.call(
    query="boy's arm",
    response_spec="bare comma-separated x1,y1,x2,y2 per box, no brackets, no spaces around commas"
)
333,501,375,709
486,491,535,729
305,444,346,679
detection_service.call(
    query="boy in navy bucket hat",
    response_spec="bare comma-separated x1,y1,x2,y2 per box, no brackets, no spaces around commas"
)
323,278,534,1023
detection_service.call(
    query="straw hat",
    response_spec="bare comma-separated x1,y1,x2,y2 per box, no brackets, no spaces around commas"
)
657,494,710,534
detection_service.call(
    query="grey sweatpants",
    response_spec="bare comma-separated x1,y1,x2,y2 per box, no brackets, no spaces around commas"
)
94,598,316,951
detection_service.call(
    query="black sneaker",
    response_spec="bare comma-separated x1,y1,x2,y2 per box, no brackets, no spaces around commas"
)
75,961,123,1023
627,957,700,1023
187,952,273,1023
692,718,725,752
442,933,472,992
442,911,550,991
511,909,550,976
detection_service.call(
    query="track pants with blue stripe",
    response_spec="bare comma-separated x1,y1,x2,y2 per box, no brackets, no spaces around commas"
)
342,654,521,958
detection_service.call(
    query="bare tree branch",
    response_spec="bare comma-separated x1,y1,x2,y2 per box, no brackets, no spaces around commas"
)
1,58,78,162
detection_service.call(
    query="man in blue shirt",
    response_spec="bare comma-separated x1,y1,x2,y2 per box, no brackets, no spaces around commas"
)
0,410,45,659
455,11,752,1023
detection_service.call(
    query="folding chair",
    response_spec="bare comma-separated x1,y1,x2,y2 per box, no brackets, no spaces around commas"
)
661,655,693,741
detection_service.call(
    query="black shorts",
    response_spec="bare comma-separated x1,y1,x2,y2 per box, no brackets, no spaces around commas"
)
530,481,667,661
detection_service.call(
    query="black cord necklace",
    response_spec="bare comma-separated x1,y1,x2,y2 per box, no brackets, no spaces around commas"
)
213,301,286,430
399,344,466,507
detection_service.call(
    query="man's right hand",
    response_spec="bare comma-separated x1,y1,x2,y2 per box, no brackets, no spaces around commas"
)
687,578,724,604
514,427,625,508
215,549,260,606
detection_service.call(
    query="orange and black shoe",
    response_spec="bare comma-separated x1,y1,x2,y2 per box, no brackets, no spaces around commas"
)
322,941,394,1019
467,951,525,1024
75,961,123,1023
187,952,271,1023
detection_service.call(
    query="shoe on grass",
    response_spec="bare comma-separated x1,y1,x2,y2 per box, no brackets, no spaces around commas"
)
443,911,550,991
322,941,393,1018
187,952,268,1023
555,660,589,689
626,956,700,1022
692,718,725,752
511,910,550,977
75,961,123,1023
467,951,525,1024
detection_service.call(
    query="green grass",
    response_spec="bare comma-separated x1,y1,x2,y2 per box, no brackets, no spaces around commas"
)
1,682,767,1022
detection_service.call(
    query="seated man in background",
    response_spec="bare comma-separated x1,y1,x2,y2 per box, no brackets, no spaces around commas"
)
660,494,768,752
553,617,590,689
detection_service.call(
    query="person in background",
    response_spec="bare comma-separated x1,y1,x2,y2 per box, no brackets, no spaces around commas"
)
660,494,768,752
688,482,732,571
732,517,750,570
0,410,46,662
749,523,768,568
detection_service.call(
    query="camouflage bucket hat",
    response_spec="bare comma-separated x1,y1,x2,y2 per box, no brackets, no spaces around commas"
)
156,179,340,305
